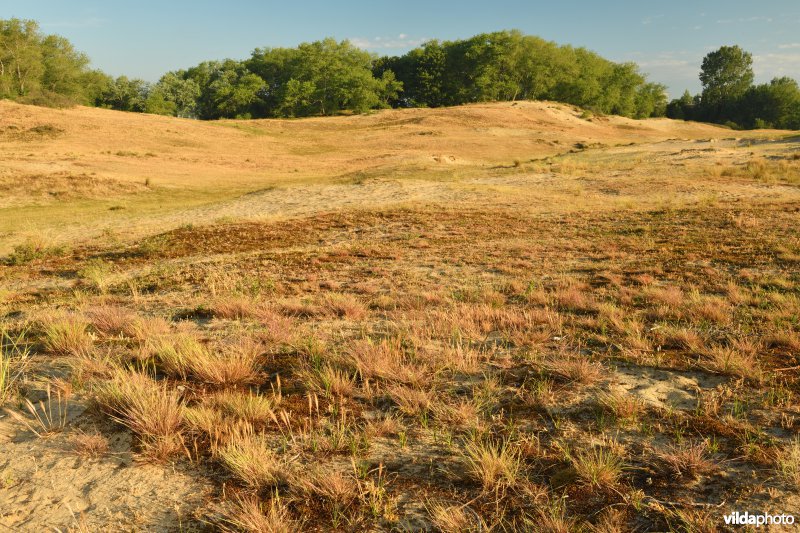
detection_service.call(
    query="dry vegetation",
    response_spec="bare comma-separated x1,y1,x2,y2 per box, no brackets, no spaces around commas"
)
1,100,799,531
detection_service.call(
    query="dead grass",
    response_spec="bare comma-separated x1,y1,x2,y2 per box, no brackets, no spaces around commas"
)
219,433,291,492
211,494,300,533
546,356,603,385
570,445,624,488
70,430,110,458
40,314,94,356
427,501,487,533
94,371,185,460
462,439,522,491
656,441,714,480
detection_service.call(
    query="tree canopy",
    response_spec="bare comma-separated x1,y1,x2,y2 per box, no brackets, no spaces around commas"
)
3,18,794,130
667,45,799,129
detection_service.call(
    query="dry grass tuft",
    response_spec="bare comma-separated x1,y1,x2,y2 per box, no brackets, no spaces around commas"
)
70,430,110,458
427,501,486,533
347,338,429,387
301,364,357,398
205,390,278,430
219,433,291,492
94,371,185,460
40,314,94,356
547,356,603,385
388,384,433,416
155,336,264,386
8,385,70,437
211,296,259,320
598,391,645,424
295,468,359,511
324,292,368,319
463,439,522,491
703,345,761,380
212,494,299,533
87,306,137,337
656,441,714,480
776,438,800,490
571,446,624,488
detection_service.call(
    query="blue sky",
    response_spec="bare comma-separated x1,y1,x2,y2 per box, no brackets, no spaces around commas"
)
4,0,800,97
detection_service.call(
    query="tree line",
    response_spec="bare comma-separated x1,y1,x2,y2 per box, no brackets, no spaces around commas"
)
667,45,800,129
0,19,667,120
2,18,796,129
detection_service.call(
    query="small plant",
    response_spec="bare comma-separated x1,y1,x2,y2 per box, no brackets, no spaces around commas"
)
219,433,290,492
5,237,63,265
656,441,713,480
571,446,624,488
547,356,603,385
41,314,94,356
0,328,30,405
776,438,800,489
427,501,486,532
388,384,432,416
211,493,299,533
71,430,110,458
94,371,185,460
79,259,115,293
7,385,70,437
598,391,645,425
463,439,522,491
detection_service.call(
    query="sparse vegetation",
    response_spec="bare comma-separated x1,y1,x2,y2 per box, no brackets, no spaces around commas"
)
1,73,799,531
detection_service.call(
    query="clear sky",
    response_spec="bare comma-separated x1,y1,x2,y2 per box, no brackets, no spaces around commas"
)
4,0,800,97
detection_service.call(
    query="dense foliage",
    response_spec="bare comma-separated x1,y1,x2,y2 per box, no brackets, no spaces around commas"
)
667,45,800,129
374,31,667,118
2,18,795,129
0,19,665,120
0,19,108,106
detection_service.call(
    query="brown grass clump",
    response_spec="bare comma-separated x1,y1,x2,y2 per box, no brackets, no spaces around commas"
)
656,441,714,480
571,446,624,488
554,285,596,313
301,364,357,398
323,292,367,319
388,384,433,416
155,336,264,386
212,495,299,533
206,390,278,428
295,468,359,514
776,438,800,490
87,306,137,337
347,338,429,387
191,339,264,387
765,331,800,351
687,296,731,325
129,316,172,342
219,433,291,492
644,285,685,309
462,439,522,491
40,314,93,356
547,356,603,385
94,371,185,460
598,391,645,424
703,345,761,380
70,430,110,458
211,296,259,320
427,501,487,533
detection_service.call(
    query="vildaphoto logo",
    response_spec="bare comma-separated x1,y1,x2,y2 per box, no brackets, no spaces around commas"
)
723,511,795,527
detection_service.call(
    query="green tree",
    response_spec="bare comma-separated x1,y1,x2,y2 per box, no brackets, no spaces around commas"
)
0,18,44,97
699,45,754,115
40,34,90,100
146,71,200,117
97,76,150,112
